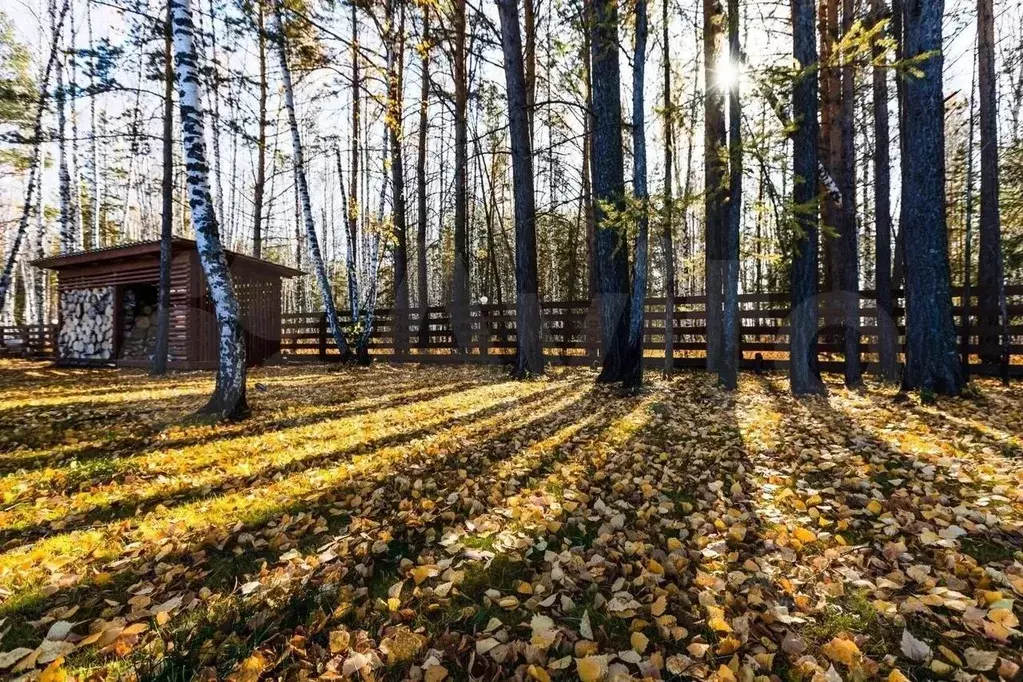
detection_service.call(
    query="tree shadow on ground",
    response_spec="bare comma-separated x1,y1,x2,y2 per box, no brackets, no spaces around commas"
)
0,380,614,676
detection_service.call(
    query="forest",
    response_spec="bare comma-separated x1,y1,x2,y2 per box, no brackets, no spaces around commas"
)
0,0,1022,678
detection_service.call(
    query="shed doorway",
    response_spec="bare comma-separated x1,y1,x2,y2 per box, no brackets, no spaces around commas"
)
119,283,160,363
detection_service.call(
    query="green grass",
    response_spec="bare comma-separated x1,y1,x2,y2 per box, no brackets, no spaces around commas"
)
803,590,899,657
960,536,1017,565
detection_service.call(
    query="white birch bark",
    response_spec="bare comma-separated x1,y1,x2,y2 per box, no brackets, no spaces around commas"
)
55,15,73,254
0,0,69,310
270,0,352,357
170,0,249,417
68,1,84,248
87,0,101,248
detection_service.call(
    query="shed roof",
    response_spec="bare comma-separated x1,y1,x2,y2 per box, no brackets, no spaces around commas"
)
33,238,305,278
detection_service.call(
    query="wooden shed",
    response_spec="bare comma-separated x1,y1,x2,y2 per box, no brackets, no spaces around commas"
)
33,239,303,370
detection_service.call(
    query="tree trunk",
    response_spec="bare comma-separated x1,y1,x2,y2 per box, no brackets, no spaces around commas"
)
523,0,536,140
496,0,543,378
416,9,431,347
839,0,861,386
0,0,69,310
451,0,471,352
790,0,826,395
271,0,351,358
870,0,897,381
661,0,675,375
170,0,248,418
152,0,174,376
703,0,726,374
388,0,410,355
87,0,101,248
55,13,73,255
253,0,267,259
349,3,360,318
977,0,1003,365
899,0,963,395
720,0,741,390
623,0,649,390
589,0,630,383
961,52,976,375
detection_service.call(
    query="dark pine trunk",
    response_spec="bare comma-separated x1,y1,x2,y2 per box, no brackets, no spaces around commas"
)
703,0,726,374
871,0,897,381
623,0,649,391
416,10,431,348
790,0,826,395
496,0,544,378
451,0,471,352
899,0,963,395
152,0,174,376
589,0,630,383
976,0,1003,365
839,0,861,386
661,0,675,375
720,0,741,390
389,0,410,355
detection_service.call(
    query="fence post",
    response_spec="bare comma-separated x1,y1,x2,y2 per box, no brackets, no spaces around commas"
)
479,307,489,358
586,300,600,365
319,312,327,360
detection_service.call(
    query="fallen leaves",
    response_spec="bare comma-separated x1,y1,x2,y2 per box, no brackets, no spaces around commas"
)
0,363,1021,680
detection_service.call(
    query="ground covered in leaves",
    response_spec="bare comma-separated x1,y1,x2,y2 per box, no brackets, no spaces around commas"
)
0,360,1022,682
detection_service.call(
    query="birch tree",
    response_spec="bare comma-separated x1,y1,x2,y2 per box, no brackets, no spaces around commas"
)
270,0,351,359
0,0,69,311
170,0,248,418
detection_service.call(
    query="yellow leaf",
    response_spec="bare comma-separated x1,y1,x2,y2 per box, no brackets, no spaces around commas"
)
708,615,732,633
822,636,861,666
716,664,737,682
887,671,910,682
650,595,667,617
411,565,437,585
793,527,817,544
329,629,350,654
424,665,449,682
228,651,267,682
576,655,609,682
867,500,884,515
630,631,648,653
647,559,664,574
527,665,552,682
39,658,66,682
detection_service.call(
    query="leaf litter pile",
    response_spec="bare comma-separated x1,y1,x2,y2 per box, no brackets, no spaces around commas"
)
0,360,1022,681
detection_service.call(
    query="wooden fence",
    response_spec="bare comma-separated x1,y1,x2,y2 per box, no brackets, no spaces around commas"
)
280,285,1023,376
4,286,1021,376
0,324,57,359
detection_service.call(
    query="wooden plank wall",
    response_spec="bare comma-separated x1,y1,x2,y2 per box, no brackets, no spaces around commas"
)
55,253,192,363
194,261,284,367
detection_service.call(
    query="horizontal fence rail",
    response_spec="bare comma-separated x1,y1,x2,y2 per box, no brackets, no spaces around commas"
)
0,324,57,359
5,286,1022,377
279,286,1023,377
